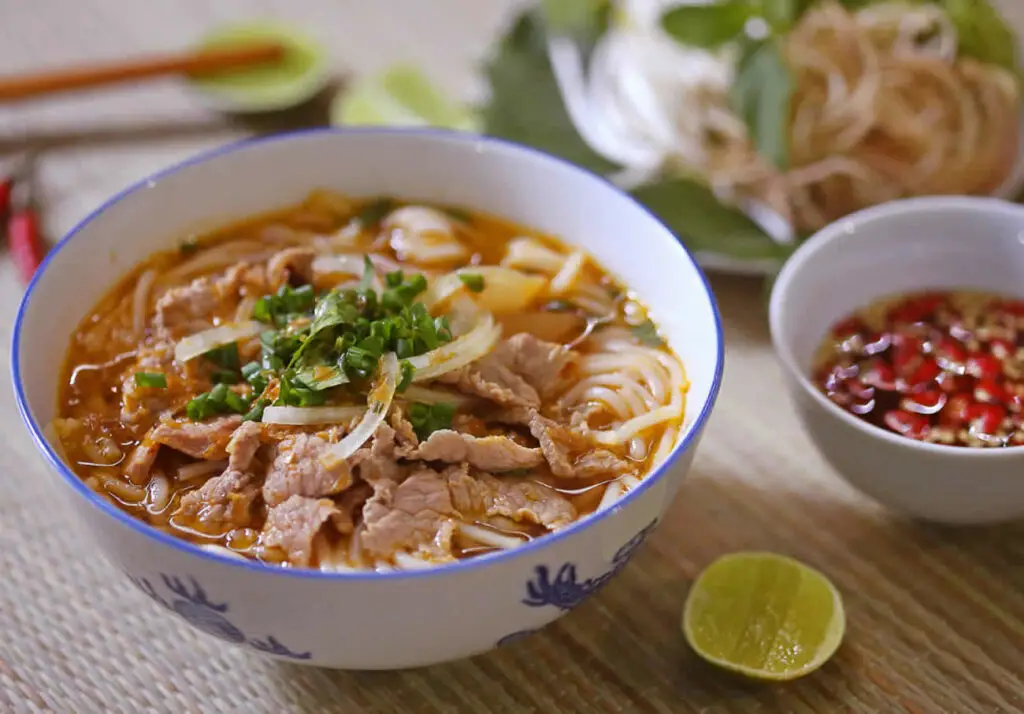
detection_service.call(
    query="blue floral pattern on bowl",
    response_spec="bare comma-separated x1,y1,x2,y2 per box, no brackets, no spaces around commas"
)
496,518,659,646
522,518,658,611
126,573,311,660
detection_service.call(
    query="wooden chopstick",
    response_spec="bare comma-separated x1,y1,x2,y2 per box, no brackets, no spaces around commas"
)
0,42,286,101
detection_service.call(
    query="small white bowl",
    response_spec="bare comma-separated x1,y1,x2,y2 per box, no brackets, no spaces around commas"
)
11,128,723,668
770,196,1024,525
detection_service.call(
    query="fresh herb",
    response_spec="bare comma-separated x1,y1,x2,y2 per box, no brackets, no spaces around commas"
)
458,273,486,293
186,383,253,422
660,0,755,49
397,360,415,393
355,197,396,228
241,361,270,395
731,38,793,170
408,401,456,440
243,398,269,423
134,372,167,389
632,319,666,348
540,0,612,49
253,284,316,327
203,343,242,384
276,372,327,407
179,238,199,255
940,0,1018,73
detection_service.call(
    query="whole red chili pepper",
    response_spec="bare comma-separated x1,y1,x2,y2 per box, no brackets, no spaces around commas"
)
7,155,46,284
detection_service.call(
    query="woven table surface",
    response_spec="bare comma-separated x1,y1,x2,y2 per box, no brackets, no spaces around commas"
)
2,1,1024,712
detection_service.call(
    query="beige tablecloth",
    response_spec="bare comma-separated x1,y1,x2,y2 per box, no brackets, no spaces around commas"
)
2,2,1024,712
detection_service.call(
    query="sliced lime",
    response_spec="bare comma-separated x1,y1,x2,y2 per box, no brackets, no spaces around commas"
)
187,21,329,113
682,552,845,681
330,64,479,132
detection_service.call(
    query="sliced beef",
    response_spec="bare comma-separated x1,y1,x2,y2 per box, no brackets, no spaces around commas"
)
154,262,267,333
267,247,316,289
438,360,540,408
263,495,350,567
389,406,419,449
495,333,577,399
174,468,257,534
263,433,353,507
348,422,406,484
413,430,543,472
529,412,630,479
120,340,175,424
226,421,262,472
125,439,160,485
360,468,456,559
150,415,243,461
445,464,575,529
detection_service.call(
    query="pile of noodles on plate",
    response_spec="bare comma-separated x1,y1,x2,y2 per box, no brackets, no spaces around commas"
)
554,0,1022,234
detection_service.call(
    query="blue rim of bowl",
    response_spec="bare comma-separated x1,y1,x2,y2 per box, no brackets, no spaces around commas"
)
11,126,725,580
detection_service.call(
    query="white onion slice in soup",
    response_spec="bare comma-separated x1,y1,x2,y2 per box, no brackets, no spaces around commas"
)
428,267,547,314
500,237,563,274
549,251,587,296
262,405,367,426
398,385,475,408
311,254,367,276
320,353,400,467
383,206,469,264
409,313,501,382
174,321,263,363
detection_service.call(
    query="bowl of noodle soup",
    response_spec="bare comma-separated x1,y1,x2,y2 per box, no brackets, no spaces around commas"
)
11,128,723,668
539,0,1024,272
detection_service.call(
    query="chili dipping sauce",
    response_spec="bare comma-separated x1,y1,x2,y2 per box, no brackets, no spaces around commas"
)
813,290,1024,448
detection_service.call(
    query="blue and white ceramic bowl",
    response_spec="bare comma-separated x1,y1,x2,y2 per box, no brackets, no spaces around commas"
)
12,129,724,669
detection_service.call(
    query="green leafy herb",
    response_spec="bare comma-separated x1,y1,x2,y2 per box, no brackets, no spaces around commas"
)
540,0,612,49
185,383,253,422
203,343,241,384
397,360,415,392
458,273,486,293
481,12,618,175
940,0,1019,73
660,0,755,49
276,371,327,408
243,398,269,423
632,319,666,348
408,401,456,440
731,39,793,170
134,372,167,389
252,283,316,327
355,197,396,228
630,178,790,260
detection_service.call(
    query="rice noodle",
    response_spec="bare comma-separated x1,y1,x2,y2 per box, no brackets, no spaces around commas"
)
177,459,226,481
132,269,157,337
174,321,263,363
557,0,1022,233
457,522,525,550
146,473,171,514
197,544,248,561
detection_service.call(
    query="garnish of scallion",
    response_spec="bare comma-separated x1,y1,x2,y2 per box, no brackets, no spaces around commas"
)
135,372,167,389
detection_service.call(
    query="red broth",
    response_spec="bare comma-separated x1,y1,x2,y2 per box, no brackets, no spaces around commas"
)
813,290,1024,448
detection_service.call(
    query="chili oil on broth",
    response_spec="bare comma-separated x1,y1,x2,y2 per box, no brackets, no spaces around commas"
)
55,189,688,571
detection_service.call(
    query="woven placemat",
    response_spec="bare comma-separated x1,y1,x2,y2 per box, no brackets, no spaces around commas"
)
3,1,1024,711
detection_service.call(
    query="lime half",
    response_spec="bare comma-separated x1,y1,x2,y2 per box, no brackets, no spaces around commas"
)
682,552,845,681
330,65,479,132
188,21,329,113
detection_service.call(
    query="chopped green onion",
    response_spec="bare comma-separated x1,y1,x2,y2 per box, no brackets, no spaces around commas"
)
355,197,396,228
358,256,375,291
458,273,485,293
253,283,316,326
408,401,456,440
397,360,415,393
243,398,269,423
134,372,167,389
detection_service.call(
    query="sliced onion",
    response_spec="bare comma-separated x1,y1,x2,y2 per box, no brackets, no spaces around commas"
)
549,251,587,296
311,254,366,276
410,313,501,382
320,352,400,467
427,266,547,315
174,321,263,363
262,405,366,426
500,237,563,274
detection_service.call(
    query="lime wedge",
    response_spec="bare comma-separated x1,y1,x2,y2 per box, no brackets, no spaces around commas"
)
330,65,479,132
188,21,329,113
682,552,845,681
